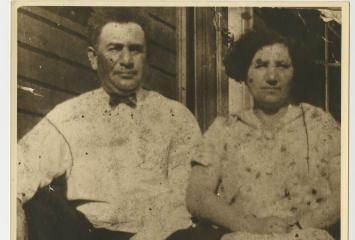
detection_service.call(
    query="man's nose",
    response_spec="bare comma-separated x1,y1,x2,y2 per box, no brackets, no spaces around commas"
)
119,48,133,68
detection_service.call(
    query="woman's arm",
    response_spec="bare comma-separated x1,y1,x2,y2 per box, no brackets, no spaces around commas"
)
298,155,340,229
186,164,243,231
186,165,289,233
297,109,341,229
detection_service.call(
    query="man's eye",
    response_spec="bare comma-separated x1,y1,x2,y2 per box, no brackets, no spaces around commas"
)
129,45,144,53
108,45,123,52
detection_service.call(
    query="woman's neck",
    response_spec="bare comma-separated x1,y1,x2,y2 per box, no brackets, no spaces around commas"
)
254,104,289,127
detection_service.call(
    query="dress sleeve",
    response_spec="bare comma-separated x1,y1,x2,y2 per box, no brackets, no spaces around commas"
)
193,117,227,168
317,110,341,226
17,117,72,203
299,106,341,228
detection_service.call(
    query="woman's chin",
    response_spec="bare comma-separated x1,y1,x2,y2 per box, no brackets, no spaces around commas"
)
258,96,290,107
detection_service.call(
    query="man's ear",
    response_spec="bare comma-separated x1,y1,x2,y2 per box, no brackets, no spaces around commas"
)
87,46,98,70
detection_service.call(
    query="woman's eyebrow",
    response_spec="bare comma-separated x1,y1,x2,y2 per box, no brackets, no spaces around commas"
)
275,60,291,64
255,58,267,64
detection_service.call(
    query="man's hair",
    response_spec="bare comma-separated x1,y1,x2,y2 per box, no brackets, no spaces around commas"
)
87,7,149,47
224,29,310,103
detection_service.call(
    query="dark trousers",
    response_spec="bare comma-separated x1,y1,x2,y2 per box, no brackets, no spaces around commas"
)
24,186,226,240
24,188,225,240
23,174,135,240
24,176,338,240
166,224,227,240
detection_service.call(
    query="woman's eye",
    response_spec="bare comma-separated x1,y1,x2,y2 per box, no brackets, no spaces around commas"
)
277,63,291,69
255,63,267,68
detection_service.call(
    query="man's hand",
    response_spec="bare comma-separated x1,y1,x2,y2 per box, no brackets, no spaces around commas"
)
17,199,27,240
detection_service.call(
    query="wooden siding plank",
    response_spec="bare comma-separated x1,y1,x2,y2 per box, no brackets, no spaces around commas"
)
18,11,91,68
18,46,99,94
148,44,176,76
17,78,75,116
148,20,176,53
41,6,92,26
144,67,176,100
19,6,87,37
17,112,43,140
148,7,176,29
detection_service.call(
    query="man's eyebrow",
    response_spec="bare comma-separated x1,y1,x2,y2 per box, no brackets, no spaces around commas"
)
128,43,144,47
128,43,145,51
107,43,124,47
106,43,145,48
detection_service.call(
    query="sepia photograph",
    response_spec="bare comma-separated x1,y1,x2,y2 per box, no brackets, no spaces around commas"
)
12,2,349,240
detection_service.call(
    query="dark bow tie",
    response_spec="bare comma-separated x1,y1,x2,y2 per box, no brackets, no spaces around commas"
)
109,94,137,108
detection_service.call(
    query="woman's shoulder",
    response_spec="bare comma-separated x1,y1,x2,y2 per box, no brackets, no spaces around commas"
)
299,102,340,130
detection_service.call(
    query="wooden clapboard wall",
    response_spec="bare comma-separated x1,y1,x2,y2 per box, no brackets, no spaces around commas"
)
17,7,177,139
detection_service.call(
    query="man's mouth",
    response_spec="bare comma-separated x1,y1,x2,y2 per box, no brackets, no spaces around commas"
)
116,71,137,78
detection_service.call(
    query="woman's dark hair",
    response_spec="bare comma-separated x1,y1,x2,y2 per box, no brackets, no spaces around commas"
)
87,7,150,47
224,29,310,103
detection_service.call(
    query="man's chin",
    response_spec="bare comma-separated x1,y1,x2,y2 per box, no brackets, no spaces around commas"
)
104,83,140,96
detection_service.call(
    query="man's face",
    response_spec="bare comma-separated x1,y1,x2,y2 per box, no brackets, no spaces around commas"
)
246,43,294,110
89,22,146,96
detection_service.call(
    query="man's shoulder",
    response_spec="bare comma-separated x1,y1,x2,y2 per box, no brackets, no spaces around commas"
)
145,90,192,115
46,88,104,123
144,90,199,127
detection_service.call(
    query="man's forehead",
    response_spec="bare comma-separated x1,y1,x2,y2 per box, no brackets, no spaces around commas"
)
98,22,146,45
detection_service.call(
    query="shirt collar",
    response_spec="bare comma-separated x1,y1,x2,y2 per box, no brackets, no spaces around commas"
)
101,87,149,109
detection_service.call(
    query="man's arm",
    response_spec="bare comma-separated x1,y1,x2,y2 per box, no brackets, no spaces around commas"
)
131,106,201,240
17,117,72,240
17,199,27,240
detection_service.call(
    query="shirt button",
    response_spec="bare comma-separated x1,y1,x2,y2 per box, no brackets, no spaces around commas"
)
263,130,275,140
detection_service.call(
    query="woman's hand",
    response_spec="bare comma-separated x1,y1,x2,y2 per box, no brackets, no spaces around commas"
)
248,216,289,234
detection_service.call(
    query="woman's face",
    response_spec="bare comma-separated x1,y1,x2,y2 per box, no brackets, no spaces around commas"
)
246,43,294,110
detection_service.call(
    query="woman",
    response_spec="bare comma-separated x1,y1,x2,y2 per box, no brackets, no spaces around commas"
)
186,30,340,240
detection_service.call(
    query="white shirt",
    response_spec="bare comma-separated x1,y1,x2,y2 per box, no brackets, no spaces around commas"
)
18,87,201,239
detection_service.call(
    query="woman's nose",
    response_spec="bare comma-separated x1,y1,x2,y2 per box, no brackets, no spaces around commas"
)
266,68,278,85
266,78,278,86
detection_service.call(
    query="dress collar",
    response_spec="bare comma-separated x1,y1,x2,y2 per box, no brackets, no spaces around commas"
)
235,104,304,130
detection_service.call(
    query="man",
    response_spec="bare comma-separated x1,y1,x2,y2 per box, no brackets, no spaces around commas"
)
17,8,201,240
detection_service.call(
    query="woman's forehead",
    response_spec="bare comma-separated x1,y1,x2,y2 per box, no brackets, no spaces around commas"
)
253,43,291,61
